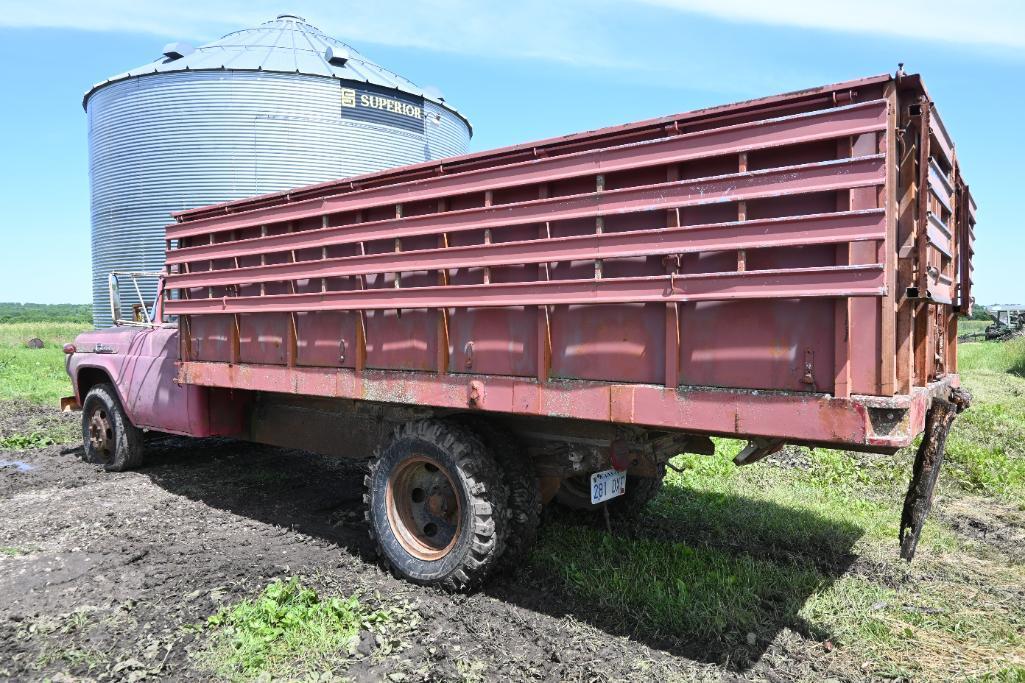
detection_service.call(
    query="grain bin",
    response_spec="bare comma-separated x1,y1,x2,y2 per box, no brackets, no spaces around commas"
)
84,14,471,327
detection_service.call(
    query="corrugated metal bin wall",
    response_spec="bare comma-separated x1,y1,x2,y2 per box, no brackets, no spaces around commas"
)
86,17,470,326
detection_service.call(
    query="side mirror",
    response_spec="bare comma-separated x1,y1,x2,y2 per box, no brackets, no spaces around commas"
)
108,273,122,325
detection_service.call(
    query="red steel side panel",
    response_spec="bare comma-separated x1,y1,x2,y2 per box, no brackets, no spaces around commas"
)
167,101,889,241
164,73,972,450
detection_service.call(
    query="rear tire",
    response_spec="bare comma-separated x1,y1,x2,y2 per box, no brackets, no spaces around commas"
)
364,419,508,591
81,383,144,472
555,465,666,516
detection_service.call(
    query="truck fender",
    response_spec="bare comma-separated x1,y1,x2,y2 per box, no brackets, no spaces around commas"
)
72,364,133,423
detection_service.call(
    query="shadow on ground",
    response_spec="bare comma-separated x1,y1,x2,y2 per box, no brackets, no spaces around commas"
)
137,434,861,671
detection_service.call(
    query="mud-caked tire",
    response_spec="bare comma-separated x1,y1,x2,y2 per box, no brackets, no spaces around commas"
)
470,422,541,571
364,419,508,591
81,383,144,472
555,465,666,517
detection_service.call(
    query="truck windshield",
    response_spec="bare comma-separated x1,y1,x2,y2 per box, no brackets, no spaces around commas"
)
108,271,176,327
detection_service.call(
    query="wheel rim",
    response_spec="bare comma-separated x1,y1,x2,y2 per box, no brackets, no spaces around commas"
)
87,407,114,464
385,455,462,561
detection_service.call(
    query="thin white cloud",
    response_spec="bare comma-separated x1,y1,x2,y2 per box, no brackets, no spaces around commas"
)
3,0,1019,95
5,0,1022,58
638,0,1025,50
0,0,627,67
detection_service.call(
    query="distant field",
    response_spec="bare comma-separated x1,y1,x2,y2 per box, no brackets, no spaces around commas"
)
958,318,990,336
0,302,91,324
0,303,92,404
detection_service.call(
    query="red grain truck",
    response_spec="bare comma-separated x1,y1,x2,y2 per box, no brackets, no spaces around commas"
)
64,71,975,589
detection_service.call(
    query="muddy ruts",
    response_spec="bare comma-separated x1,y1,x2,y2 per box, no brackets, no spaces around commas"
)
899,387,972,561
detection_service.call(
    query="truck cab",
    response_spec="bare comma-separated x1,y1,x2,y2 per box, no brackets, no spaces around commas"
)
63,273,230,470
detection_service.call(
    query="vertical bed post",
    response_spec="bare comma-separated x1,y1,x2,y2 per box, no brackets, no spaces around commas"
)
664,165,681,389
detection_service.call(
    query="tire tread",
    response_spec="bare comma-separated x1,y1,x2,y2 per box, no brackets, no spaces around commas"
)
364,419,508,591
81,383,144,472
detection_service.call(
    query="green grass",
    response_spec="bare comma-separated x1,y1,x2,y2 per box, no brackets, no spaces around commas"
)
801,566,1025,680
943,380,1025,499
199,577,394,681
959,338,1025,377
943,340,1025,499
0,322,89,404
535,524,826,642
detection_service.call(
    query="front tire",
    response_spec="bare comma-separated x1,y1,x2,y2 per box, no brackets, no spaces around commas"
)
81,383,144,472
364,420,508,591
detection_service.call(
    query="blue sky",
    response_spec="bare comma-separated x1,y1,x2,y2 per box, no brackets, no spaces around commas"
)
0,0,1022,305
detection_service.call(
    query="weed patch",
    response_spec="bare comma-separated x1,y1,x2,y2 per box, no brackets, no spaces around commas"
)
0,431,57,450
199,577,395,681
804,564,1025,680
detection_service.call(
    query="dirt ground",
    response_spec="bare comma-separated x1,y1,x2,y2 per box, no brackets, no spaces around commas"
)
0,405,998,682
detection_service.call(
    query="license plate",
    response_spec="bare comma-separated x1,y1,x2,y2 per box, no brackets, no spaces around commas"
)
590,469,627,504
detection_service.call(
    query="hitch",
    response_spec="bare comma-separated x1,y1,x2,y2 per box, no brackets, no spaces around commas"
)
898,387,972,561
734,438,784,466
